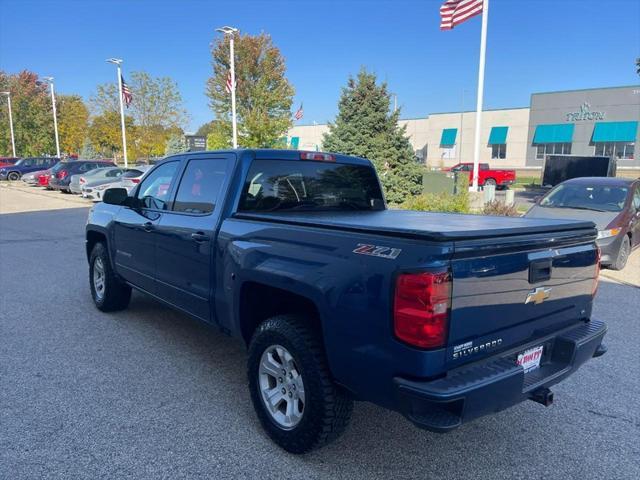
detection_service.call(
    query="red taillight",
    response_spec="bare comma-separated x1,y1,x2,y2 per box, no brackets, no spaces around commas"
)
80,177,86,184
393,271,451,349
300,152,335,162
592,247,601,297
131,178,140,184
56,170,68,179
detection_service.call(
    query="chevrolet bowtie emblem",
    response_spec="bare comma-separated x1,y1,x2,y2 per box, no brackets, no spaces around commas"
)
525,287,552,305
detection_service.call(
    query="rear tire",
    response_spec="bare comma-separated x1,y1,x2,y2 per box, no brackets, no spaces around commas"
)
483,178,497,188
611,235,630,271
247,314,353,454
89,242,131,311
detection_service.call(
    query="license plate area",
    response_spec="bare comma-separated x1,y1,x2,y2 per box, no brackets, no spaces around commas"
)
516,345,544,373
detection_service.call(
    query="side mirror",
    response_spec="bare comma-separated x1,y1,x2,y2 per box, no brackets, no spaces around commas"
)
102,187,129,206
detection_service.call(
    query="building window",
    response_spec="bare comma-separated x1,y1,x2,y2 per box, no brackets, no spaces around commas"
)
491,144,506,159
594,142,635,160
535,142,572,160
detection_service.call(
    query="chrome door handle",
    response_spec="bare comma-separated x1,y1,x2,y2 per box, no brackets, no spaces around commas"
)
191,232,210,243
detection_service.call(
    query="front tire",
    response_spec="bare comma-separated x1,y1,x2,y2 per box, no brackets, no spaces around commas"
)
89,242,131,311
247,314,353,454
7,172,20,181
611,235,630,271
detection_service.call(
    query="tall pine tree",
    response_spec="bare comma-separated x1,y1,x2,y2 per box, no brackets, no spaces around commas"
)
322,69,423,204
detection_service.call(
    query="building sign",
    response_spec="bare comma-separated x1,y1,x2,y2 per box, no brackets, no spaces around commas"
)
565,102,605,122
185,135,206,151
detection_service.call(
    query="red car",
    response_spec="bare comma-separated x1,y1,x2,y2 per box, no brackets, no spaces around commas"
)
447,162,516,188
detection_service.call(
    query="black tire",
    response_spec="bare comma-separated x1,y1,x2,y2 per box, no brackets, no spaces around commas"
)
7,171,20,181
483,177,497,187
611,235,630,271
89,242,131,312
247,314,353,454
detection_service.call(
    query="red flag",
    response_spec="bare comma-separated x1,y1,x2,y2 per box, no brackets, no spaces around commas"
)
121,75,132,107
440,0,483,30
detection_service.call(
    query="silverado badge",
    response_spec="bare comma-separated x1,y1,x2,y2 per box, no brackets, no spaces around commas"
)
525,287,552,305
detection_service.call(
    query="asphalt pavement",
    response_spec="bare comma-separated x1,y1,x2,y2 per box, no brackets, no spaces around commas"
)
1,192,639,480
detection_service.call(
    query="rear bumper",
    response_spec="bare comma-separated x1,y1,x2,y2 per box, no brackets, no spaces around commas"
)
394,320,606,432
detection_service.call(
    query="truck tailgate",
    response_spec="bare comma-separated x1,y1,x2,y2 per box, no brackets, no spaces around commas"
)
447,228,598,364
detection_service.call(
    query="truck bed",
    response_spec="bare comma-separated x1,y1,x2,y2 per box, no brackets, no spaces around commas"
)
234,210,595,241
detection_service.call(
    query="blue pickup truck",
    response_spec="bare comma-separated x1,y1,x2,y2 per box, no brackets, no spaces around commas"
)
86,149,607,453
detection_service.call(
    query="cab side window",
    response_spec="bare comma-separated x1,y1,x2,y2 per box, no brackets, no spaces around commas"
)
172,158,229,215
136,161,179,210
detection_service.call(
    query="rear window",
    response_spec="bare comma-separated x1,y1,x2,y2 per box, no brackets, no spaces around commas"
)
239,160,384,212
122,169,143,177
540,183,629,212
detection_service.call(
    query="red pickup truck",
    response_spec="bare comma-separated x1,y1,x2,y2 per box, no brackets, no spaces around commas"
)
448,163,516,188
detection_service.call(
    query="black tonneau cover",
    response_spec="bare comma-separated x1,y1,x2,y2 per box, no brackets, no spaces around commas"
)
233,210,596,241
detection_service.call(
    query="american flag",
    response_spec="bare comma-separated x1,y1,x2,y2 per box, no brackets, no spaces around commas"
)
294,103,303,120
440,0,483,30
225,71,234,94
121,75,133,107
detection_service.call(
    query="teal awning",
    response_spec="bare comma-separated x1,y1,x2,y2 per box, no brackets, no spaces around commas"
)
289,136,300,148
533,124,575,143
488,126,508,145
440,128,457,146
592,121,638,142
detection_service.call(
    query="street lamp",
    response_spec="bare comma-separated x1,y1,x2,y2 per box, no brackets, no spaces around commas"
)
216,25,239,149
42,77,61,158
106,58,128,167
0,91,16,157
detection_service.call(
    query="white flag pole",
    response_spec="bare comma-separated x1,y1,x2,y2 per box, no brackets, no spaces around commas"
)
116,64,129,168
471,0,489,191
229,34,238,149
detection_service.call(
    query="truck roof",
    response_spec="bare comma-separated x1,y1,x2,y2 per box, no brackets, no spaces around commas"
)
180,149,373,167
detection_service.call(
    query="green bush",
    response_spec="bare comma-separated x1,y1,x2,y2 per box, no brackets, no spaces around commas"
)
401,191,470,213
482,200,520,217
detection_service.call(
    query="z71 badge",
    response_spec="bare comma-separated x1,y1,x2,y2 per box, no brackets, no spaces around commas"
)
353,244,402,260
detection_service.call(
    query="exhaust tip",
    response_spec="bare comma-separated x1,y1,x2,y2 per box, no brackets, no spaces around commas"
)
529,387,554,407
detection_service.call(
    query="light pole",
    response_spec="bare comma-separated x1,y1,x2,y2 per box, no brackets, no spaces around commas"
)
43,77,61,158
0,92,16,157
106,58,128,167
216,25,239,149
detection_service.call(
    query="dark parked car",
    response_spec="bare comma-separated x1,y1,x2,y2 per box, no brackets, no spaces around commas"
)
0,157,59,181
526,177,640,270
0,157,20,168
48,160,116,192
86,150,606,453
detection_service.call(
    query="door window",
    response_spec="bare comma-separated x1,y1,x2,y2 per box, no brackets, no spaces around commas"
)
633,186,640,210
172,158,229,215
136,161,179,210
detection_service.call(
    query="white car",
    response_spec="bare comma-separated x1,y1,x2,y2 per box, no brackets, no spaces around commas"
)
82,167,147,201
120,165,152,192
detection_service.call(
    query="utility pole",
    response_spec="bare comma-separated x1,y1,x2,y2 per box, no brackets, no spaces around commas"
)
0,92,16,157
43,77,61,158
217,26,239,148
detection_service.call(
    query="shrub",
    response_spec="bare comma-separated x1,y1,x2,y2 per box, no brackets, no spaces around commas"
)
401,191,470,213
482,200,520,217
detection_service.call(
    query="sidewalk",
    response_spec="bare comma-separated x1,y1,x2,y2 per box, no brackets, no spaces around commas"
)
0,182,90,214
600,249,640,288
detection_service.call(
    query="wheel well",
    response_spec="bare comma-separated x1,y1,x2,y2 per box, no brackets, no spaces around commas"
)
86,230,106,261
239,282,321,345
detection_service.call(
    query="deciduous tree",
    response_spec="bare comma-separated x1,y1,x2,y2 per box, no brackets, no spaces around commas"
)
0,70,55,157
58,94,89,156
206,32,294,148
322,69,423,204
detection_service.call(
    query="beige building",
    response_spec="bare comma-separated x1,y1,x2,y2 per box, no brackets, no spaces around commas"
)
287,109,531,170
287,85,639,175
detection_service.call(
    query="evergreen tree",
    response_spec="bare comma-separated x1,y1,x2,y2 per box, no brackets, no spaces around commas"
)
165,134,187,155
322,69,423,204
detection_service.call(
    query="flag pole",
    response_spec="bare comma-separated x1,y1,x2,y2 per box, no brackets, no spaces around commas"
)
471,0,489,191
116,64,129,168
229,33,238,149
